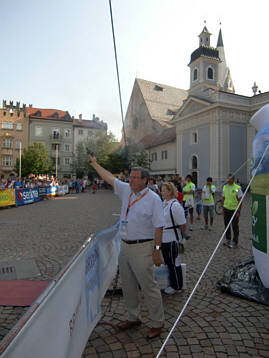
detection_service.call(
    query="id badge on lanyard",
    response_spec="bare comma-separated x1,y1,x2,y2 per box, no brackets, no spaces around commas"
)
119,189,149,240
120,220,128,239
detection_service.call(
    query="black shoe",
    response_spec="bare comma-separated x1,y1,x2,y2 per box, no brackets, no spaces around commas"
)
223,241,231,247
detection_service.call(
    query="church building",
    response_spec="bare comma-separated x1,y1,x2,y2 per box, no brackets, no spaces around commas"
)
123,26,269,188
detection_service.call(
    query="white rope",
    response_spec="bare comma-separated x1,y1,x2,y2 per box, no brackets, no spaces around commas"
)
155,143,269,358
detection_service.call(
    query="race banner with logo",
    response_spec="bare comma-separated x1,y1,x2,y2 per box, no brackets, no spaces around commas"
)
0,189,15,207
15,188,40,206
0,222,120,358
38,187,47,199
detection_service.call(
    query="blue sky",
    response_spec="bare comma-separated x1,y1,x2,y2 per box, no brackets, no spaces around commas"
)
1,0,268,139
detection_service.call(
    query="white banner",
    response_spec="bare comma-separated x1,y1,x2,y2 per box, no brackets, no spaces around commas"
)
57,185,67,196
0,223,120,358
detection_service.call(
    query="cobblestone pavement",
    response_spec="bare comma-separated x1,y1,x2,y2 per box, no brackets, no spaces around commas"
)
0,191,269,357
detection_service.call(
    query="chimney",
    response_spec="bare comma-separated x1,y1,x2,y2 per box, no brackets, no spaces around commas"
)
79,114,82,120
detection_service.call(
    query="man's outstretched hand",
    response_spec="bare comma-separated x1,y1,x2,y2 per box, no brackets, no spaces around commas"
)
88,153,96,165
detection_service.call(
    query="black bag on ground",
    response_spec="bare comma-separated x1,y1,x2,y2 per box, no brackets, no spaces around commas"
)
217,256,269,306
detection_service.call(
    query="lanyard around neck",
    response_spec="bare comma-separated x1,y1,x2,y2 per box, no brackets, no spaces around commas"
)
125,189,149,219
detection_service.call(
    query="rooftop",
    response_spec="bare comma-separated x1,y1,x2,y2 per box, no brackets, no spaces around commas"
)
27,107,72,121
136,78,188,123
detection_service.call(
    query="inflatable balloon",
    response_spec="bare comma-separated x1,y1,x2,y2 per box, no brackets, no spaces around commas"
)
250,104,269,288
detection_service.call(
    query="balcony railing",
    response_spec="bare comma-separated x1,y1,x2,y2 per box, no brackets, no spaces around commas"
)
50,134,62,141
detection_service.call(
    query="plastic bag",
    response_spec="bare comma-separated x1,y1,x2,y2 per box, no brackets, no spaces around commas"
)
217,257,269,306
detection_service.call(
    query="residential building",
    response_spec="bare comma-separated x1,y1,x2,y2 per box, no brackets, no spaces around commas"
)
73,114,107,151
142,127,177,176
28,107,73,178
0,100,29,177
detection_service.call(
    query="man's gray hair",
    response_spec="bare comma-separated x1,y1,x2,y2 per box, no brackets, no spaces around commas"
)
131,167,150,180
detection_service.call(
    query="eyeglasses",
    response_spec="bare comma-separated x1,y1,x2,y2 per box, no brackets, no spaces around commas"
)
129,176,142,180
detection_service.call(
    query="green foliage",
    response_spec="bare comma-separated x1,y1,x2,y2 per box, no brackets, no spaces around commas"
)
130,151,150,169
72,130,122,177
72,130,150,177
71,142,88,178
15,142,53,177
104,149,128,173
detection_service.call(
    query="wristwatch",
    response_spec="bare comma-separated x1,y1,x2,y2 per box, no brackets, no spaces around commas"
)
154,245,161,250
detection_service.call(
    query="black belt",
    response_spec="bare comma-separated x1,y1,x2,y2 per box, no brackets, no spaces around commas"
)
122,239,153,244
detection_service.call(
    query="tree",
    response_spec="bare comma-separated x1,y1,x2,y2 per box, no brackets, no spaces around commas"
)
105,148,128,173
15,142,53,177
72,130,120,177
130,150,150,169
71,142,88,178
85,130,117,167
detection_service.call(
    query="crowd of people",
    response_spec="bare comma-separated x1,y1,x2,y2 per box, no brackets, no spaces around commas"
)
0,175,109,194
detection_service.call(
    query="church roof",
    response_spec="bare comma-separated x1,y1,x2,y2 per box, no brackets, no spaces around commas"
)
136,78,187,122
217,29,224,47
189,46,220,65
199,26,211,36
139,126,176,149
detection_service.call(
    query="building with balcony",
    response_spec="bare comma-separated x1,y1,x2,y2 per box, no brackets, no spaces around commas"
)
0,100,29,177
73,113,107,151
28,107,73,178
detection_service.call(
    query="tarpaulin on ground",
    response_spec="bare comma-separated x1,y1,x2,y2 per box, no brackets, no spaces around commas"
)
15,188,40,206
0,222,120,358
217,256,269,306
0,189,15,207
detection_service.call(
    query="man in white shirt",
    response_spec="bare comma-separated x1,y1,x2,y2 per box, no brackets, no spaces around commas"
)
88,154,165,339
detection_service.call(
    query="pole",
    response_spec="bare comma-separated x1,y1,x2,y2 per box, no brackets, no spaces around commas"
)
19,141,22,179
56,144,58,179
108,0,129,169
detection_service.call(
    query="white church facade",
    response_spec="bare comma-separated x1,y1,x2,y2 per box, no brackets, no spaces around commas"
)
123,26,269,188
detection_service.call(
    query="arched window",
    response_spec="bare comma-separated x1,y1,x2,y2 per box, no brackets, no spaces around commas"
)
193,68,198,81
207,67,213,80
192,155,198,169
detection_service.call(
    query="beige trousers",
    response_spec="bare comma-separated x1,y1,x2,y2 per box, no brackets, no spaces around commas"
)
118,240,164,328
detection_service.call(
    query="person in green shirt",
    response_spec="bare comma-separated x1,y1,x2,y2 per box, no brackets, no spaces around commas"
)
201,177,216,231
182,174,196,231
222,174,243,248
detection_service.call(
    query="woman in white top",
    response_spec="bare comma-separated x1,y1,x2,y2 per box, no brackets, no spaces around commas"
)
161,182,187,295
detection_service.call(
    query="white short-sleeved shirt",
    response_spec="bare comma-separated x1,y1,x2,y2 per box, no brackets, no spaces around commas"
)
114,178,165,241
163,199,186,243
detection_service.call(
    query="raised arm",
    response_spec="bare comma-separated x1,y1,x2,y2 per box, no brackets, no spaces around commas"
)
88,154,115,187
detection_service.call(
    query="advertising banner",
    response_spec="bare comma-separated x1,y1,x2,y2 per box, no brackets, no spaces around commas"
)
0,189,15,207
57,185,66,196
15,188,40,206
38,187,47,199
0,223,120,358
